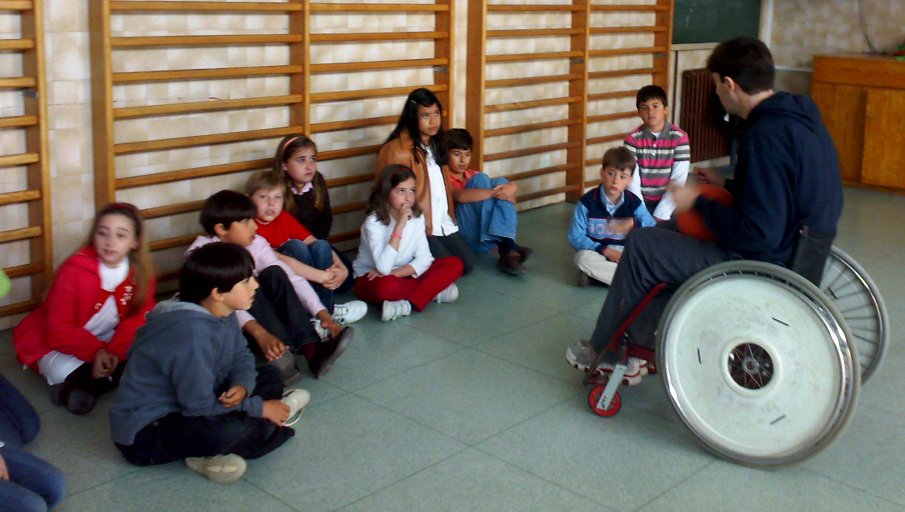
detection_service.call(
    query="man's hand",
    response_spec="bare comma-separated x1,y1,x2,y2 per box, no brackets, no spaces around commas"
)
693,167,726,188
0,453,9,481
602,247,623,263
669,183,702,213
607,218,635,235
218,385,248,408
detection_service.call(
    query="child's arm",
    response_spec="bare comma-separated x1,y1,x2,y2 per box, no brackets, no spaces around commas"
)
361,216,403,276
44,259,109,362
633,201,657,228
652,159,690,220
453,187,496,204
252,237,327,316
567,203,601,252
275,251,335,288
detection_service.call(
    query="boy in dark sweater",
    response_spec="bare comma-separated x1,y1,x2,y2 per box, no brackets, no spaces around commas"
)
109,243,309,483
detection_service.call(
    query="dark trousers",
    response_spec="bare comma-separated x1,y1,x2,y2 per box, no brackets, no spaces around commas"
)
589,226,731,352
247,265,320,356
333,246,356,294
64,361,125,398
427,232,475,275
0,375,66,512
115,365,294,466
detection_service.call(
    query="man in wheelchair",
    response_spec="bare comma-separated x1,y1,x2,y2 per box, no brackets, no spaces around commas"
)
566,36,844,377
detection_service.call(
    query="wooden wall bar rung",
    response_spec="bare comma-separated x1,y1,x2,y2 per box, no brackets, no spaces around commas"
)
318,144,384,162
588,67,661,79
0,189,41,206
140,200,206,220
113,65,302,83
586,133,625,146
310,58,446,73
502,163,579,182
486,50,583,63
0,77,36,88
590,46,669,57
110,2,301,13
331,201,367,216
310,84,445,103
484,118,581,138
486,73,582,89
0,226,42,244
588,90,636,101
4,262,43,279
518,185,580,203
0,114,38,128
485,96,581,113
0,38,33,50
0,301,38,317
310,115,398,134
113,126,300,155
311,3,447,13
488,28,583,38
0,152,39,167
325,173,374,189
311,31,447,43
591,4,669,12
114,95,303,119
487,4,584,12
0,0,32,9
484,141,581,163
591,26,667,35
149,234,202,252
587,111,636,124
116,159,271,189
111,34,303,48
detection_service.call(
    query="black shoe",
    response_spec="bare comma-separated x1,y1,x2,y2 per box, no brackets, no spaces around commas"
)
308,327,354,379
49,383,96,415
497,250,526,275
515,244,533,263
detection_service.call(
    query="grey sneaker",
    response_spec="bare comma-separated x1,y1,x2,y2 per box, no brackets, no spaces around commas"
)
185,454,246,484
381,300,412,321
281,388,311,427
434,283,459,303
565,342,597,372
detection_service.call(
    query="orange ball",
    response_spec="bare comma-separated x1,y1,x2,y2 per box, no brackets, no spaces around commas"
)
675,184,734,241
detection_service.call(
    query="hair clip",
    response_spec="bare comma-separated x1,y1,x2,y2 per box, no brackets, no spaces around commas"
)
281,135,301,153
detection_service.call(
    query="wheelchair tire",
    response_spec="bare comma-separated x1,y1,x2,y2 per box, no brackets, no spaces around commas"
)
656,261,860,467
821,246,888,383
588,385,621,417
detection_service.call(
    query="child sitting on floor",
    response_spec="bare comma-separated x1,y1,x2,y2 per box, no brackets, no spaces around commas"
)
353,164,463,321
187,190,352,379
445,128,533,275
110,243,309,484
568,146,655,286
245,170,367,325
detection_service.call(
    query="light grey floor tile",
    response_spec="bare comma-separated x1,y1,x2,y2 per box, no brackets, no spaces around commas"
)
503,254,613,313
478,396,712,511
243,393,465,512
858,338,905,416
27,403,141,495
398,288,559,347
339,448,606,512
357,348,579,444
318,319,463,391
58,470,297,512
478,312,597,383
639,460,904,512
803,404,905,506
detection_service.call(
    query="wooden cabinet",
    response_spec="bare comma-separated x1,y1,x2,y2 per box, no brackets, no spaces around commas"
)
811,54,905,189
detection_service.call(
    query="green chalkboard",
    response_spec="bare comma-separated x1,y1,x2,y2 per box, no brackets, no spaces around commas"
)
673,0,761,44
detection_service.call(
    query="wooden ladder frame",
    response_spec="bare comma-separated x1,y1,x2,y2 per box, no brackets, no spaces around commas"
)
89,1,455,283
0,0,52,317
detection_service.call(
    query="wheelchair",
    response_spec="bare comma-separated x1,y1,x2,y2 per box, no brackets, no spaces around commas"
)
583,245,888,467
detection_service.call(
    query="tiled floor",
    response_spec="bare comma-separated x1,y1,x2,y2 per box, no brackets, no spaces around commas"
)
1,186,903,511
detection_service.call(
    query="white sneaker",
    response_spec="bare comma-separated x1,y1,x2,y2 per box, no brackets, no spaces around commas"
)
280,388,311,427
185,454,246,484
434,283,459,303
381,300,412,321
333,301,367,324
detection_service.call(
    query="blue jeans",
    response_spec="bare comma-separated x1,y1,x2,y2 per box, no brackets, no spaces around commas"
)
454,174,518,255
0,375,66,512
278,238,335,313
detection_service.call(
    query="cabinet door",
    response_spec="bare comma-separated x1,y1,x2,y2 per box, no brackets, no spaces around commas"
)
812,82,865,183
862,89,905,188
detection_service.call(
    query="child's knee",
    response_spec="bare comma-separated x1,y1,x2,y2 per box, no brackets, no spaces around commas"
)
467,173,492,189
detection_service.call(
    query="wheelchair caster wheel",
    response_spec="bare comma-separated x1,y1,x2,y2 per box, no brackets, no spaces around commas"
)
588,385,621,417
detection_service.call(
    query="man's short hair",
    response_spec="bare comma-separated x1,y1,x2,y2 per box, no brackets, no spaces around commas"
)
602,146,636,172
636,85,668,109
707,36,775,94
179,242,255,304
199,190,257,235
446,128,473,152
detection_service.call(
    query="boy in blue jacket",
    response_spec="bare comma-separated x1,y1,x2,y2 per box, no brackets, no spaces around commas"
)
110,243,308,483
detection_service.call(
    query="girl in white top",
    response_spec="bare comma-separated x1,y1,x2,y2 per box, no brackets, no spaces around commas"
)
353,164,464,321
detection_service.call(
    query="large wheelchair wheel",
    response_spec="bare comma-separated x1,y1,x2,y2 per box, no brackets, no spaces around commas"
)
656,261,860,467
821,246,888,382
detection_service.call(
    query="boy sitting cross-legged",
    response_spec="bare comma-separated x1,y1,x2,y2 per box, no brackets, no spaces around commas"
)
110,243,309,484
568,146,656,286
187,190,353,380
